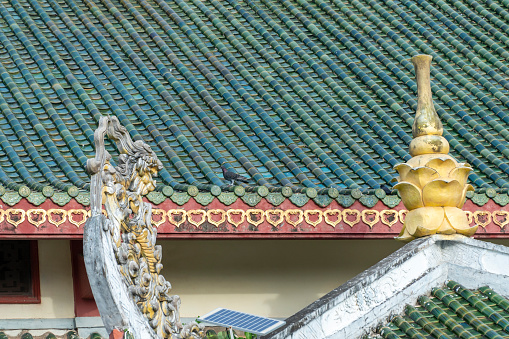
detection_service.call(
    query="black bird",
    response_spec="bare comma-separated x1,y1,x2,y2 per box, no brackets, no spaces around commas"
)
221,166,251,186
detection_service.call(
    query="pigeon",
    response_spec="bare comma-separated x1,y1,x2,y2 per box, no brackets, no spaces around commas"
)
221,165,251,186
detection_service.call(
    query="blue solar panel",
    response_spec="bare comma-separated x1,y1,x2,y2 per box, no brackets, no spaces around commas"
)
200,308,285,335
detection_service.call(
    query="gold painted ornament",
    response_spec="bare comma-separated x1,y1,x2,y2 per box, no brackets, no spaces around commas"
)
394,55,477,241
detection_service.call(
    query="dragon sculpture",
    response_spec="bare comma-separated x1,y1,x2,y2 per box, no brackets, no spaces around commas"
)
85,116,204,339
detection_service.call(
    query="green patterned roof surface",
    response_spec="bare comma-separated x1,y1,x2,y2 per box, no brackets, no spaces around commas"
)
0,0,508,200
373,281,509,339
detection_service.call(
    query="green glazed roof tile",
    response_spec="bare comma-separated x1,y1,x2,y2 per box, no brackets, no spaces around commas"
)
373,281,509,338
0,0,506,201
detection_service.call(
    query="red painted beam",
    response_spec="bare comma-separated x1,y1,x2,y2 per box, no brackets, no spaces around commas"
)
0,197,507,239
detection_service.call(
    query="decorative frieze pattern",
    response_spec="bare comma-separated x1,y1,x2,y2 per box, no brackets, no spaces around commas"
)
3,208,508,231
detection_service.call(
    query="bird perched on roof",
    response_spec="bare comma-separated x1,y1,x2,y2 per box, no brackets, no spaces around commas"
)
221,165,251,186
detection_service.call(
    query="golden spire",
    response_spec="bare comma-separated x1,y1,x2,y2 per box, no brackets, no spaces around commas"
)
409,55,449,156
394,55,476,241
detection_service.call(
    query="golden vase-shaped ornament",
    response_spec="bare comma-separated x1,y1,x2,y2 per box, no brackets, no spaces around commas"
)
394,55,477,242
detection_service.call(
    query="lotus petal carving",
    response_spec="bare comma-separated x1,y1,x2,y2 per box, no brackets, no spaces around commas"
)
403,167,438,188
425,158,458,177
449,167,471,187
394,146,475,240
422,179,464,207
394,163,412,180
393,182,424,210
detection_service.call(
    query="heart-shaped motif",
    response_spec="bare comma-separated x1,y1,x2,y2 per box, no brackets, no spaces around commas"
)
362,210,379,229
265,209,284,227
6,209,25,228
68,209,87,228
227,210,245,228
474,211,491,228
492,211,509,229
246,209,264,228
324,209,342,228
380,210,398,228
151,209,166,228
27,209,46,228
304,210,322,228
342,209,360,228
167,209,186,228
465,211,473,225
285,210,303,228
187,210,206,228
48,209,67,227
398,210,408,223
207,209,226,227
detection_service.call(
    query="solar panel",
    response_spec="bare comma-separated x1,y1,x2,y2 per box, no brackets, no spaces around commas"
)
199,308,286,335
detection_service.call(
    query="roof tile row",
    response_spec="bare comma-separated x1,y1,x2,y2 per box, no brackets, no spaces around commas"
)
0,0,507,205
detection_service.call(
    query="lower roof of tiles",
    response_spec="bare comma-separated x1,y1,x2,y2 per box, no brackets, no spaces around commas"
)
0,0,508,206
372,281,509,339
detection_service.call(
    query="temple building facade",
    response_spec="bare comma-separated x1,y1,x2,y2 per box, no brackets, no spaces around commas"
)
0,0,508,337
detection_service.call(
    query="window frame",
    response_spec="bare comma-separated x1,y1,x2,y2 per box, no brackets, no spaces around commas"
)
0,240,41,304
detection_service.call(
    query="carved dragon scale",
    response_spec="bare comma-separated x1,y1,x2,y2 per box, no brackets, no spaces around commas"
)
84,116,204,339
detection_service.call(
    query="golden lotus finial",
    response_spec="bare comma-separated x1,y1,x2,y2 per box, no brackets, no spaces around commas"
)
394,54,476,242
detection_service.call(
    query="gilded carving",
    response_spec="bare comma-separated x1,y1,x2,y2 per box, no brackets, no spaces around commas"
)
0,209,4,224
226,209,245,228
474,211,492,229
151,209,166,228
465,211,473,224
85,116,204,338
380,210,398,228
492,211,509,229
6,209,25,228
6,205,509,232
187,210,206,228
285,210,303,228
323,210,342,228
394,55,476,241
399,210,408,223
342,209,360,228
68,209,88,228
361,210,380,229
27,209,47,228
246,209,264,228
265,209,284,227
47,209,67,227
168,210,187,228
304,210,322,228
207,209,226,227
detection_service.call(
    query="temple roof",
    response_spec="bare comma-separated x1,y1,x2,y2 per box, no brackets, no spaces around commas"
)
0,0,508,206
373,281,509,338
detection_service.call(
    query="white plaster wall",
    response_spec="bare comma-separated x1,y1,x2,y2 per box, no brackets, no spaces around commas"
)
160,239,403,319
0,240,74,319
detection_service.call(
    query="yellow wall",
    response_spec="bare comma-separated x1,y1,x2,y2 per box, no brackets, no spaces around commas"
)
0,240,75,319
4,238,508,322
161,239,403,319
